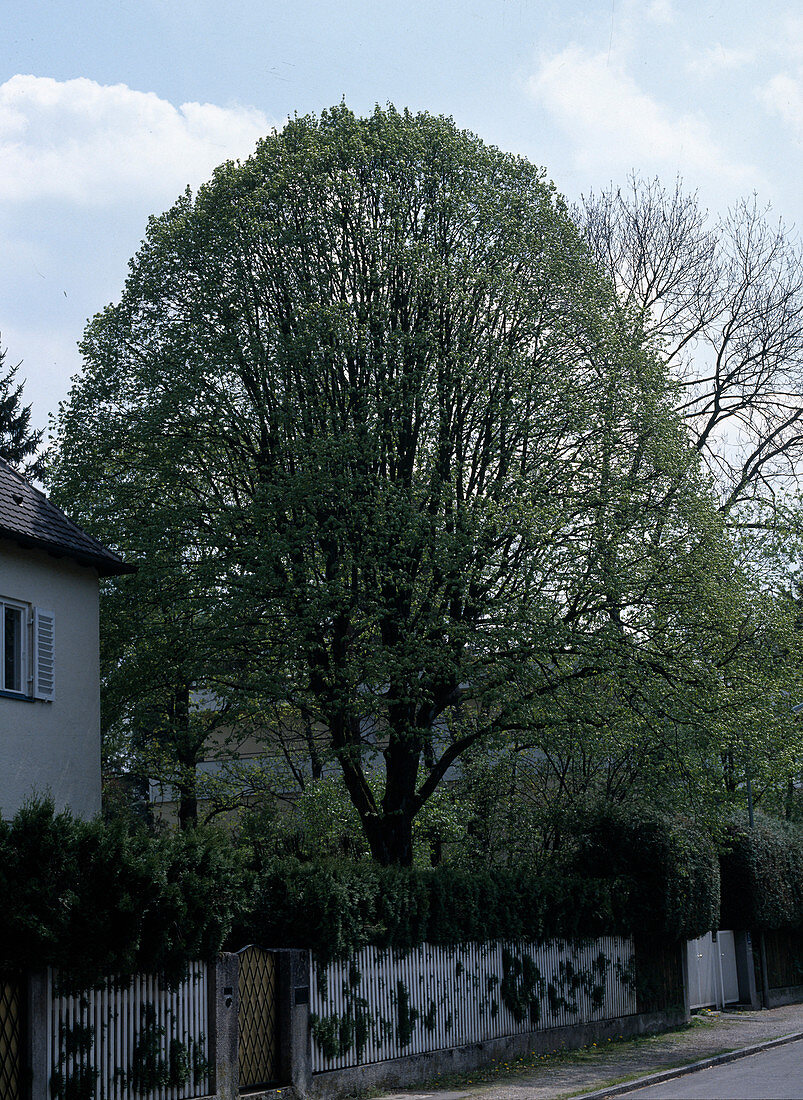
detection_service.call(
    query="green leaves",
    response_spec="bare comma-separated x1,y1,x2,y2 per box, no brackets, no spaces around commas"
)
46,104,777,862
0,800,241,986
236,805,719,957
564,805,720,941
719,815,803,932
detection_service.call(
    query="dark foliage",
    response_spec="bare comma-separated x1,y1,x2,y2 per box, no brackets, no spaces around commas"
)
231,827,699,959
0,800,241,986
719,814,803,931
0,343,43,478
562,806,720,942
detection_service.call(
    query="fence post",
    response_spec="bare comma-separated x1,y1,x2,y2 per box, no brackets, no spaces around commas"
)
758,930,771,1008
277,949,312,1098
680,940,691,1019
210,953,240,1100
28,969,49,1100
734,931,760,1008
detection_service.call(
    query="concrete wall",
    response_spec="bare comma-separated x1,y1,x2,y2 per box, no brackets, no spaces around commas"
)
306,1008,690,1100
767,984,803,1008
0,538,101,818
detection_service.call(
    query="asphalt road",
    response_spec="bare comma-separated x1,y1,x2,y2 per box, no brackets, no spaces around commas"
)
622,1037,803,1098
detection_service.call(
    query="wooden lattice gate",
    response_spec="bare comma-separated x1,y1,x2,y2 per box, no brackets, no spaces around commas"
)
0,973,24,1100
237,946,279,1092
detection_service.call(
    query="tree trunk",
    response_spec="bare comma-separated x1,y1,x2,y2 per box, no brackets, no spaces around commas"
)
363,811,416,867
178,790,198,830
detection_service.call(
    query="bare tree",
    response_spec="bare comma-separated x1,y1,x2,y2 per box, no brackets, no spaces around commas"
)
579,177,803,520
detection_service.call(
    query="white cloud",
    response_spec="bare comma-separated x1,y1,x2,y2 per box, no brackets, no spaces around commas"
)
686,45,753,79
0,323,80,429
528,45,757,187
759,72,803,139
0,75,276,206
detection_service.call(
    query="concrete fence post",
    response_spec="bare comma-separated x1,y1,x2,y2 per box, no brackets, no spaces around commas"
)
734,930,760,1008
758,930,771,1009
210,953,240,1100
276,948,312,1097
28,969,49,1100
680,940,691,1020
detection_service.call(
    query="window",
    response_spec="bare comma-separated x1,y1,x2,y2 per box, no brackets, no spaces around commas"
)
2,600,26,694
0,599,55,701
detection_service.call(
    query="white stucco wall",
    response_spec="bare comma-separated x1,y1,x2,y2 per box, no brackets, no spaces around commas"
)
0,537,101,818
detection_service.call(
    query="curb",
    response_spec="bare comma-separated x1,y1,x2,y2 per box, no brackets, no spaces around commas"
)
574,1030,803,1098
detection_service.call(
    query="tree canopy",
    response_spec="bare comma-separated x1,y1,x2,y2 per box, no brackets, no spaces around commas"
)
48,106,782,863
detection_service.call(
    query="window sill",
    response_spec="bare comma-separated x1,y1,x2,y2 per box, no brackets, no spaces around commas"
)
0,689,35,703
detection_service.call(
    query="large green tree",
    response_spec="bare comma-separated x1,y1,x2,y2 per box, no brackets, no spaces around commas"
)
49,106,755,863
578,177,803,826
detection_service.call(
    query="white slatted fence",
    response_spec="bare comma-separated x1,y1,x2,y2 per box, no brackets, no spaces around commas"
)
48,962,210,1100
310,936,636,1072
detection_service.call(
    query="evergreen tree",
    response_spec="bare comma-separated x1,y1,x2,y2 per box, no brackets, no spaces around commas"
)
0,340,43,479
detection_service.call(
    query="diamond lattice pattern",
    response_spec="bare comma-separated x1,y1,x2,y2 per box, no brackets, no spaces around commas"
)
238,947,279,1090
0,975,21,1100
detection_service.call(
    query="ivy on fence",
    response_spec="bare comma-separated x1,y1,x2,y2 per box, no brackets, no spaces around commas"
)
49,998,208,1100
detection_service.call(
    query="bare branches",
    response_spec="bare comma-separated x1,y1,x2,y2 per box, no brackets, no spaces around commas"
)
579,178,803,519
580,175,719,360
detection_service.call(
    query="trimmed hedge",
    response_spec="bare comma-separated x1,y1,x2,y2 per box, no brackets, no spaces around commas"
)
235,808,719,960
234,860,631,962
558,807,720,943
0,800,241,986
719,815,803,932
1,801,725,978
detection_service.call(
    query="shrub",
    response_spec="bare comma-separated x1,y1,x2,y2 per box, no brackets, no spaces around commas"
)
236,808,719,960
562,806,720,941
0,799,241,986
234,857,632,961
719,815,803,931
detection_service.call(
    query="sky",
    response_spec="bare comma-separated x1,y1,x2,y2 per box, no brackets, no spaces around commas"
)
3,0,803,432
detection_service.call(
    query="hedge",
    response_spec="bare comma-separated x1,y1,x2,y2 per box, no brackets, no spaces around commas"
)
235,808,719,960
1,801,724,979
234,860,631,962
553,806,720,943
719,815,803,932
0,800,241,987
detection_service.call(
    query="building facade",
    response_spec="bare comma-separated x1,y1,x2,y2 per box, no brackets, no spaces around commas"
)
0,458,133,818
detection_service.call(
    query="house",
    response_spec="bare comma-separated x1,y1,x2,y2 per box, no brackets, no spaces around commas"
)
0,457,134,818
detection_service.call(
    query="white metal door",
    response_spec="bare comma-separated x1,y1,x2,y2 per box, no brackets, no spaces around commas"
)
687,930,740,1008
687,933,718,1009
717,930,740,1004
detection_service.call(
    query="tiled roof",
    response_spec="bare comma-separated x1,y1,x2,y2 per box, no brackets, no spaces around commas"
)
0,458,135,576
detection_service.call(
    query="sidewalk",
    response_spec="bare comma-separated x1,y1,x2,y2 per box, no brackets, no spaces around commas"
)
370,1004,803,1100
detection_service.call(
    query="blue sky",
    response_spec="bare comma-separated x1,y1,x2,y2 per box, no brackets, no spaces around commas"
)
3,0,803,428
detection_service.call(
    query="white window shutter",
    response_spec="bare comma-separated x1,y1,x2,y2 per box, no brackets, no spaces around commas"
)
33,608,55,701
